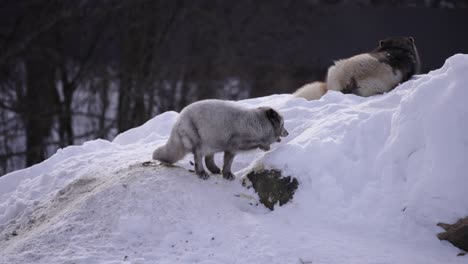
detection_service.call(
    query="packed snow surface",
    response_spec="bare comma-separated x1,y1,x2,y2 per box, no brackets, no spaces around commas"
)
1,54,468,263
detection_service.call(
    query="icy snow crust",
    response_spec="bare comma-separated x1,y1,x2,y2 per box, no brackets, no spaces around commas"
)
1,54,467,263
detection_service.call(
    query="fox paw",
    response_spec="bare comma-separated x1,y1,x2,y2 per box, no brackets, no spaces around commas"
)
223,172,235,181
197,171,210,180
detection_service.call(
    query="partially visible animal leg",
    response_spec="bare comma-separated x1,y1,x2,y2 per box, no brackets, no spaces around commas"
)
193,148,209,180
259,144,270,151
205,154,221,174
222,151,236,180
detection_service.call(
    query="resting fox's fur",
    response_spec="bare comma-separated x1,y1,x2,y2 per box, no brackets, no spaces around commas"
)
294,36,421,100
152,99,289,180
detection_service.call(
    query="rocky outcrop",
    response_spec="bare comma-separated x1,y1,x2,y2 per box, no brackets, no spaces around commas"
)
437,217,468,254
246,169,298,210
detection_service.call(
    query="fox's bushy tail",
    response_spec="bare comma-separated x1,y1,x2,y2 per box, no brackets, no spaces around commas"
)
152,132,187,164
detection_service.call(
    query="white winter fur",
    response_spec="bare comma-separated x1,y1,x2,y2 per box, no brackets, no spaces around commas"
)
327,54,402,97
152,99,288,179
293,81,327,100
154,100,278,158
294,54,403,100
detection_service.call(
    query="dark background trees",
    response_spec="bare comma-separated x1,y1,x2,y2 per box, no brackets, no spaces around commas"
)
1,0,467,175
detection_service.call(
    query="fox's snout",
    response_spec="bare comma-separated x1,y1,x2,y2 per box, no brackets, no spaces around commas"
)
277,128,289,142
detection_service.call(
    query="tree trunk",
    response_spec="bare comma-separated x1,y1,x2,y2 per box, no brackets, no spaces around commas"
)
23,53,58,166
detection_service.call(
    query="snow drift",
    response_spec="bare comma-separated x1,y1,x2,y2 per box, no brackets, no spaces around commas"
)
0,54,467,263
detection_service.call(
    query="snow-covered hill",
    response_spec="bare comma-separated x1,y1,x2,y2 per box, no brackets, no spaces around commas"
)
1,54,467,264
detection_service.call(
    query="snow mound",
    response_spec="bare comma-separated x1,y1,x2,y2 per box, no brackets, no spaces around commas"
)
1,54,467,263
261,53,468,228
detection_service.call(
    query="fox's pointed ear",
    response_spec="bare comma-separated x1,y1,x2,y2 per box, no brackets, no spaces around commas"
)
379,40,385,47
408,36,415,43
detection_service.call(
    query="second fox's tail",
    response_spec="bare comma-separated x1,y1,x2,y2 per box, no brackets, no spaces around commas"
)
293,81,327,100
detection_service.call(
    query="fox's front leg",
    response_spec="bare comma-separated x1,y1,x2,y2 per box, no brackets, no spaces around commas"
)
222,151,236,180
259,144,270,151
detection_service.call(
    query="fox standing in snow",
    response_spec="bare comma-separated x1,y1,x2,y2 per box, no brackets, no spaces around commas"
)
152,99,289,180
294,36,421,100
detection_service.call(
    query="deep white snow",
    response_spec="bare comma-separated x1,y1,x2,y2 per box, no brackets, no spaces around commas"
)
1,54,467,264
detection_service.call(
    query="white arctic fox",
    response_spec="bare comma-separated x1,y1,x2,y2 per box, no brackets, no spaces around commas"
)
152,99,289,180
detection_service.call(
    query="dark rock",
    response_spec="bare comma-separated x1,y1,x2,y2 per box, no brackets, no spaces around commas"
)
437,216,468,252
141,161,152,167
246,169,299,210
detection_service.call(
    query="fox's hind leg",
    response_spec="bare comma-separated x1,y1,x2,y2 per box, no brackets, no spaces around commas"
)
205,154,221,174
193,148,209,180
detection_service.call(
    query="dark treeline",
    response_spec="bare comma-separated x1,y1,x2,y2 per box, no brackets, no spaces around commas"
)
1,0,467,175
